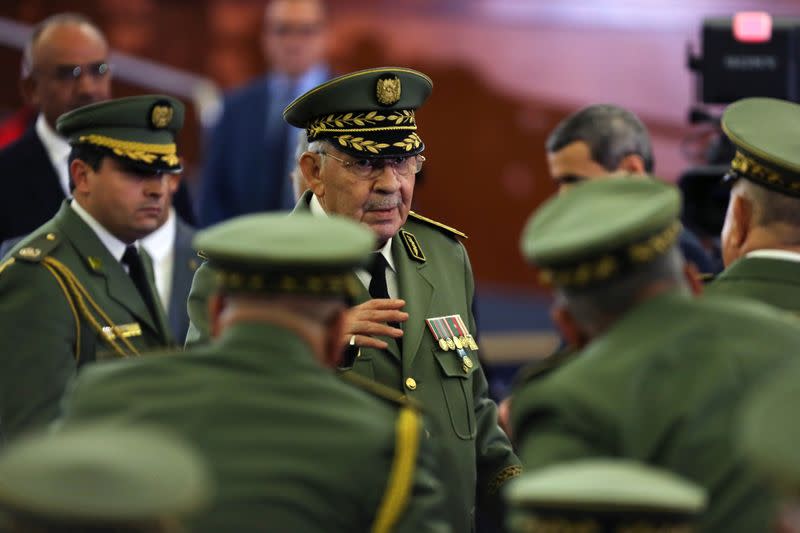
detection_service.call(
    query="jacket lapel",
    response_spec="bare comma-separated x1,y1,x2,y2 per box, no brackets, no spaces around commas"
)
393,234,434,367
139,247,173,343
56,204,161,338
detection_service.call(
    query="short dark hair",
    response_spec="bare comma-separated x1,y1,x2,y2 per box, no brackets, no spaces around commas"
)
22,13,106,78
546,104,655,173
67,143,106,191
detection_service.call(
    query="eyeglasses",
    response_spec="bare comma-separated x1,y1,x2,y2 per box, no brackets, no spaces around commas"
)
319,151,425,180
43,62,111,82
267,23,323,38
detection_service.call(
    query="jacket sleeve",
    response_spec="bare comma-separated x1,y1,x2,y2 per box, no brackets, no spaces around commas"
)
0,260,78,441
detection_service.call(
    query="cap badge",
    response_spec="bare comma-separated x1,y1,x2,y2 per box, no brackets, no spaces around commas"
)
151,104,173,129
376,75,402,106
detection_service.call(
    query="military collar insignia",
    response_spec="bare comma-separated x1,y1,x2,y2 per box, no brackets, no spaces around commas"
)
400,230,425,262
376,75,401,106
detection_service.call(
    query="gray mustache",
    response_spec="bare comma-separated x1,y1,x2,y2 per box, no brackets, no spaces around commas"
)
364,197,401,210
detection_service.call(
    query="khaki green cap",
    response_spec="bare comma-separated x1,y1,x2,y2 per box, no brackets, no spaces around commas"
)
194,212,375,299
0,423,211,522
505,459,706,533
57,94,185,173
739,362,800,491
722,97,800,197
521,177,682,288
283,67,432,157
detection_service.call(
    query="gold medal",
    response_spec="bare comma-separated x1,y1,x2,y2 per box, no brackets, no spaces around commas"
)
438,338,449,351
446,338,456,350
453,336,463,350
463,356,473,369
460,335,468,348
467,336,479,351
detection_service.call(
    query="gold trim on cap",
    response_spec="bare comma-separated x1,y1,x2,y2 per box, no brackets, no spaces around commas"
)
730,150,800,193
308,110,416,138
78,134,180,167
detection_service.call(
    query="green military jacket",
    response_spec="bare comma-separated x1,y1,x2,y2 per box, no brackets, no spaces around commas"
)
0,201,171,441
186,191,520,532
510,290,800,533
705,255,800,313
60,322,450,533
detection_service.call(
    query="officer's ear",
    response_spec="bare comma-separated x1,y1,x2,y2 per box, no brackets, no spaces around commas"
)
208,291,227,339
551,304,590,350
321,307,348,369
683,261,703,296
616,153,647,175
300,151,325,197
70,159,92,195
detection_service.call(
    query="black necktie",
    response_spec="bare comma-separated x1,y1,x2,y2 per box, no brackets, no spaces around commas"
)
121,245,159,322
367,253,402,352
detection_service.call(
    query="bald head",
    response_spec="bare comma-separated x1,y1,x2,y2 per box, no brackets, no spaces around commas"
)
23,14,111,128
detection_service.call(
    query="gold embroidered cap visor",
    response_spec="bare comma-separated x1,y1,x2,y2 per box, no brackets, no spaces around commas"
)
722,97,800,197
504,459,706,533
56,94,185,174
283,67,433,157
521,177,682,288
193,212,375,302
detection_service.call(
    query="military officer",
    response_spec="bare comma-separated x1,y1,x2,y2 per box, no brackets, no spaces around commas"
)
740,361,800,533
59,213,451,533
504,459,706,533
0,95,177,441
705,97,800,311
511,177,800,532
0,423,211,533
185,67,520,531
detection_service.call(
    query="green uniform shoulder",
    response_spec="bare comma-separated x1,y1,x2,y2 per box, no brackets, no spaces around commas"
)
407,211,467,240
10,231,62,264
339,371,423,411
513,348,579,389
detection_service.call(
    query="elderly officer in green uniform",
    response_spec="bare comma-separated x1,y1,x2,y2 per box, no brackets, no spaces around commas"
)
740,361,800,533
705,97,800,311
510,177,800,532
0,423,210,533
0,95,177,441
185,67,520,531
58,213,451,533
505,459,706,533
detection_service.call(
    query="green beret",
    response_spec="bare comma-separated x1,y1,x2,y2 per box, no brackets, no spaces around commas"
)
505,459,707,533
283,67,432,157
56,94,185,174
722,97,800,197
521,177,682,288
0,424,211,523
739,362,800,491
194,212,375,300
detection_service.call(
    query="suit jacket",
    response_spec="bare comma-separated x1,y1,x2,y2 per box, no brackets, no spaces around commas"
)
185,191,520,532
0,127,64,244
0,202,171,442
168,218,198,344
510,290,800,533
60,322,450,533
705,255,800,312
198,76,295,226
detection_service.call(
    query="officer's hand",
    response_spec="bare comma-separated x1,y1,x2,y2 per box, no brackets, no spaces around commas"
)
498,396,513,439
344,298,408,350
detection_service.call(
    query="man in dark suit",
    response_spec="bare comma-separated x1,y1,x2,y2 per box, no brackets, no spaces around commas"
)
705,97,800,311
0,14,111,244
197,0,330,226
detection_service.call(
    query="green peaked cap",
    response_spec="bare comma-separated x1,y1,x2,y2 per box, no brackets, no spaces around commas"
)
194,212,375,300
505,459,706,533
0,423,211,522
57,94,185,173
722,97,800,197
521,177,682,288
284,67,432,157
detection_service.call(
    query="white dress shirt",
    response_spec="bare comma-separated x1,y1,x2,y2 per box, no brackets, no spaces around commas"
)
309,194,398,297
35,114,72,197
140,208,177,310
746,249,800,263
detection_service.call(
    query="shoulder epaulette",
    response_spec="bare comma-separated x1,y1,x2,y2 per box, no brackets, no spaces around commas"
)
512,348,578,389
12,232,61,263
408,211,467,239
339,372,422,410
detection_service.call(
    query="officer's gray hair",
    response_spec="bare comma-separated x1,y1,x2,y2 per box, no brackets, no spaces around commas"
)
546,104,654,173
22,13,107,79
556,246,687,335
734,179,800,242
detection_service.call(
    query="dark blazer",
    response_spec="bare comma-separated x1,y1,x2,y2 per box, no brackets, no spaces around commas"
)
168,218,198,344
0,202,171,441
198,77,298,227
0,127,64,244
